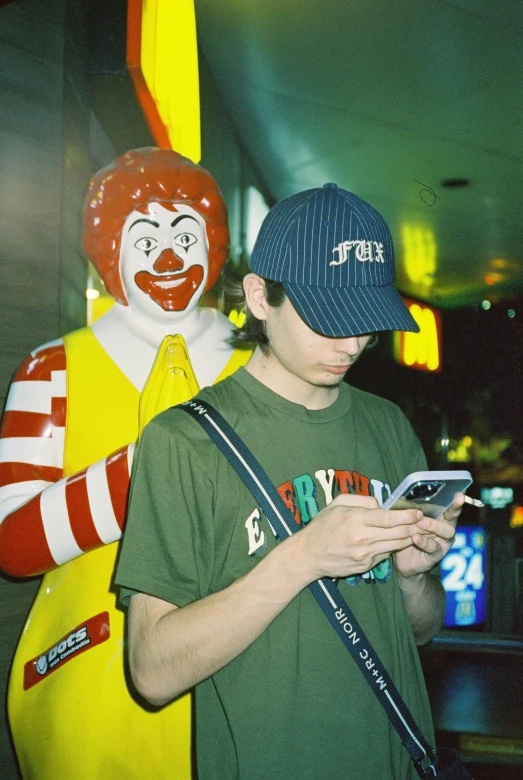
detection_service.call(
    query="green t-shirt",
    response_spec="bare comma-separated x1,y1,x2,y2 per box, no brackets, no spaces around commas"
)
116,368,434,779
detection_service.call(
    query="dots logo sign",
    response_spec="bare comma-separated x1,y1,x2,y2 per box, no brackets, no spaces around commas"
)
23,612,110,690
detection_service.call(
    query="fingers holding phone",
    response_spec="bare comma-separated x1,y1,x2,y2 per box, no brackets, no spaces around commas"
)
299,494,424,580
383,470,472,519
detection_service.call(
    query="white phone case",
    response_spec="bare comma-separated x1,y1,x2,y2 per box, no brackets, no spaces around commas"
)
382,470,473,519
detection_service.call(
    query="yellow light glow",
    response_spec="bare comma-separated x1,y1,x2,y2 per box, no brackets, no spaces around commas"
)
401,224,436,286
87,296,115,325
228,309,247,328
489,258,511,270
447,436,472,463
510,505,523,529
395,299,442,372
484,271,504,286
141,0,201,161
86,288,100,300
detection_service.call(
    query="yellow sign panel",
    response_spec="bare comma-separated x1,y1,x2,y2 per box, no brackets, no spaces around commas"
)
394,299,442,372
510,505,523,529
128,0,201,162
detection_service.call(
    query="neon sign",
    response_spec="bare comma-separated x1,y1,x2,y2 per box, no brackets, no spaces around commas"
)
394,298,442,372
442,526,487,627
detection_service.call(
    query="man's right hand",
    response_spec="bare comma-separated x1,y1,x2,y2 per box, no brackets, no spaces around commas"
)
293,493,424,583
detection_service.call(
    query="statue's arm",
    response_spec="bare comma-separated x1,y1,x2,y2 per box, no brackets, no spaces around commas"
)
0,342,132,577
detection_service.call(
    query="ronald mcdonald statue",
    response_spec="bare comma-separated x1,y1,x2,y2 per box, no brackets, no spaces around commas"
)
0,147,250,779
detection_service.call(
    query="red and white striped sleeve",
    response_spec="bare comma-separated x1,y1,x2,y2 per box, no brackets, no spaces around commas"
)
0,340,135,577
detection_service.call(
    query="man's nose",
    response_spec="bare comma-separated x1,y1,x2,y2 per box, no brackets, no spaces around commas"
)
153,248,184,273
335,336,362,356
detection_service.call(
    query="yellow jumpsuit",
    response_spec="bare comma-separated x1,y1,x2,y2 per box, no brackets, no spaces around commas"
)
8,326,250,779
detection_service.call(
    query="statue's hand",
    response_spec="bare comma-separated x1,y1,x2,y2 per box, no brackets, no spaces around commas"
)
138,335,200,436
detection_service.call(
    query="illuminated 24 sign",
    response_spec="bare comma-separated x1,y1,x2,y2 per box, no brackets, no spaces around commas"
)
442,526,487,627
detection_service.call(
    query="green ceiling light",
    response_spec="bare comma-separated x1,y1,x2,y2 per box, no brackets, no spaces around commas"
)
401,223,436,286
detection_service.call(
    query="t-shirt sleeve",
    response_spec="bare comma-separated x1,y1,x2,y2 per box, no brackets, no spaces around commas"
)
382,398,428,480
408,433,428,473
397,409,446,579
115,413,215,609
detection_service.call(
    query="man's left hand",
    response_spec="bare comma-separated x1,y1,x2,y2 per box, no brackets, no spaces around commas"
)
393,493,466,578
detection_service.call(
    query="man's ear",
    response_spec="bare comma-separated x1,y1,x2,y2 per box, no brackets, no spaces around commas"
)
242,274,269,321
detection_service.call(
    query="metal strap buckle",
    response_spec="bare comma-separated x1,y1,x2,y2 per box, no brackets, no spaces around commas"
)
414,749,438,778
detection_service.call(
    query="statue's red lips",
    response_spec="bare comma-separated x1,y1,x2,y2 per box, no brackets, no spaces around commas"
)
134,266,204,311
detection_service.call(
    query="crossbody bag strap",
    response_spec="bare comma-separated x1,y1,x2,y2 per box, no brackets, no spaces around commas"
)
179,399,439,779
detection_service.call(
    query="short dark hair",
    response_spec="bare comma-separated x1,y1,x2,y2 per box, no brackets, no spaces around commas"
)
223,267,378,352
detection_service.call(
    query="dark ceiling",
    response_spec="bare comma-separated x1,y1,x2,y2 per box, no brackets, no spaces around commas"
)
194,0,523,309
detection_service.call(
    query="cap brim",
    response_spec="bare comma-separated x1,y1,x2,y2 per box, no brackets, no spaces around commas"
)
283,282,420,337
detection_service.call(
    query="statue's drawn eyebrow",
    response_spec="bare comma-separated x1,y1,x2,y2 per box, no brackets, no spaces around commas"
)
171,214,199,228
128,218,160,230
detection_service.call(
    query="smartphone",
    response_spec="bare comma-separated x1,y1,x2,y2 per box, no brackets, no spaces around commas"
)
382,470,473,519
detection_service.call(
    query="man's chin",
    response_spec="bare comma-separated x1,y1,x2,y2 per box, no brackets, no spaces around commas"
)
313,375,346,389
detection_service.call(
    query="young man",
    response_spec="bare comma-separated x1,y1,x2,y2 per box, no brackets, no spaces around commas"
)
116,184,464,779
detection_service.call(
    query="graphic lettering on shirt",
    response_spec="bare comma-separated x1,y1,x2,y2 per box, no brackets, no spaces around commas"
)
244,466,393,584
245,508,266,555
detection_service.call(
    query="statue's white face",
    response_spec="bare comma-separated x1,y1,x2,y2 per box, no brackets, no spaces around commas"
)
119,202,209,322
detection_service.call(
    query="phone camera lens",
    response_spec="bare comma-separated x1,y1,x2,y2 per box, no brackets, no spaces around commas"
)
405,481,441,501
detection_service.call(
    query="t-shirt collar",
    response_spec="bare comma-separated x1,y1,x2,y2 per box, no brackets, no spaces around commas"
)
232,366,352,423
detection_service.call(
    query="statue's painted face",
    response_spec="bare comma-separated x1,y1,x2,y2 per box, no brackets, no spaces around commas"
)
120,202,209,320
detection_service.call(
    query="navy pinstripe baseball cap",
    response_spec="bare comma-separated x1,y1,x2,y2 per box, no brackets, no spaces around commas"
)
250,183,419,337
